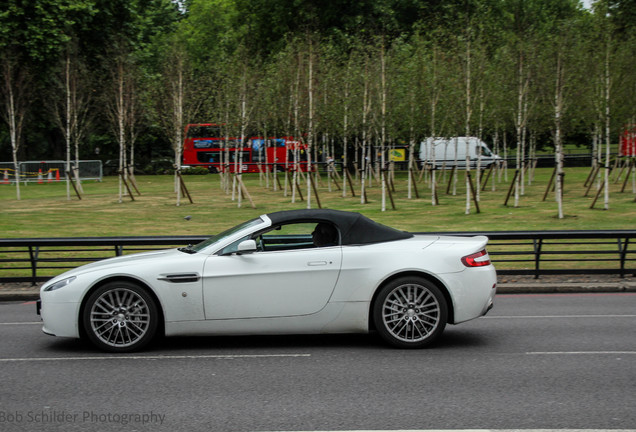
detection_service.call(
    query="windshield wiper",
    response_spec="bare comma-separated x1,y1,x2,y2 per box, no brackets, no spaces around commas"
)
178,244,197,254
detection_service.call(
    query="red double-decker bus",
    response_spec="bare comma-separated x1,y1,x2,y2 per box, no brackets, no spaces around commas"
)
182,123,309,173
620,125,636,157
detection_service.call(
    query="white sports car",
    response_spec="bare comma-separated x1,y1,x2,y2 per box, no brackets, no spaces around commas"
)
38,209,497,352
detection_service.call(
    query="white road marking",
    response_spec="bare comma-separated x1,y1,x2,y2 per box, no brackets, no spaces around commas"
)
0,353,311,363
483,314,636,319
528,351,636,355
0,322,42,325
256,429,635,432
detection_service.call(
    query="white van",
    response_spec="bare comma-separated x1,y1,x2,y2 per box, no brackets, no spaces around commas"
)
419,137,500,168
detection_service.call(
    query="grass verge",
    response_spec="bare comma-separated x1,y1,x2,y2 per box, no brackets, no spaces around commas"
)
1,167,634,238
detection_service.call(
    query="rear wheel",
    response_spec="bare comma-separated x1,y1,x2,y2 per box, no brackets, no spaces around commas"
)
373,277,447,348
82,281,158,352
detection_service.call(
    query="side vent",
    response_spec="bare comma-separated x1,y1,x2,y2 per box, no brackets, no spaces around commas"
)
157,273,201,283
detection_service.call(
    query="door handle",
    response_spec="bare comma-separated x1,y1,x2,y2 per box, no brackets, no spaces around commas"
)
307,261,328,266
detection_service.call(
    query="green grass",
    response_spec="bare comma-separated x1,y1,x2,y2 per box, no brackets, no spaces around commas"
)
1,166,634,238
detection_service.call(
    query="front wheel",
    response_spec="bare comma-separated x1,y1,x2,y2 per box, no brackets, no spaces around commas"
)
373,277,447,348
82,281,159,352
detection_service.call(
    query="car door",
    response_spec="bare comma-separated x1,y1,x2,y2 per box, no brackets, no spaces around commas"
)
202,222,342,319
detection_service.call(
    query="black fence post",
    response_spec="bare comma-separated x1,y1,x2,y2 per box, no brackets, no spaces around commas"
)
533,239,543,279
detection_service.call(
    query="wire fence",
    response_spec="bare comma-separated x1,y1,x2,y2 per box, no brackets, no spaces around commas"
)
0,160,102,183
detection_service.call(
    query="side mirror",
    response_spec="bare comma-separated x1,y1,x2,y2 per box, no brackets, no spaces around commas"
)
236,239,257,254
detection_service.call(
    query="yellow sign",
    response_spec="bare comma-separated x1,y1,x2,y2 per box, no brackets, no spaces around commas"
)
389,149,406,162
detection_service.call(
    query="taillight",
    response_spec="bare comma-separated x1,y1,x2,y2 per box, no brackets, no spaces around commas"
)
461,249,491,267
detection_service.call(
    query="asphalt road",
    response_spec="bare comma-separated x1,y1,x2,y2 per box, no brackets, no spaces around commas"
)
1,293,635,432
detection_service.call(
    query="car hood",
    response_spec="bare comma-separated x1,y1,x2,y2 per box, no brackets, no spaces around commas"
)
43,249,177,285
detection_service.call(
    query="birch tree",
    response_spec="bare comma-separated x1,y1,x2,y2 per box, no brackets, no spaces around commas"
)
51,44,92,199
0,52,30,200
541,16,583,219
306,36,315,209
105,45,137,203
463,30,473,215
155,42,205,205
360,54,372,204
379,40,388,211
586,0,616,210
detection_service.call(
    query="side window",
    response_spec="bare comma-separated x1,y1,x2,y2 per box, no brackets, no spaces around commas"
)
311,222,339,247
218,235,250,255
259,223,315,251
257,222,339,252
220,222,341,254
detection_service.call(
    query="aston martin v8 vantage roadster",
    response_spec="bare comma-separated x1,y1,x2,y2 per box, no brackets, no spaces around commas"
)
38,209,497,352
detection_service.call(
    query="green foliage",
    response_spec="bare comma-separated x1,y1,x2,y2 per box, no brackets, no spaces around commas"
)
176,0,240,68
1,0,636,173
181,166,209,175
141,158,175,174
0,0,95,63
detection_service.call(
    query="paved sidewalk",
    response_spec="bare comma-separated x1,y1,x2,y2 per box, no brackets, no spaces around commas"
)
2,274,635,302
496,274,636,294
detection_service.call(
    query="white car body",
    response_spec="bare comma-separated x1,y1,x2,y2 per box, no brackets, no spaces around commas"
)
39,209,497,351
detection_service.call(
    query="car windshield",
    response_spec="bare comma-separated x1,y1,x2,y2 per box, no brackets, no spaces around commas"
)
479,145,493,157
188,217,264,253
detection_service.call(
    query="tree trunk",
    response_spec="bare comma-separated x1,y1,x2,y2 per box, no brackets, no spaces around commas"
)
603,34,611,210
342,78,349,197
554,53,565,219
380,42,387,212
1,56,29,201
307,39,314,209
65,54,72,200
465,38,472,215
116,60,126,204
514,52,525,208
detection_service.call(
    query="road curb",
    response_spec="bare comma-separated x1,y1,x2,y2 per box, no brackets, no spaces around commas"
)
0,291,40,302
497,282,636,294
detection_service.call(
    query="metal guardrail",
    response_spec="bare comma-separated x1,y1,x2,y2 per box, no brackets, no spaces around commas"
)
0,231,634,284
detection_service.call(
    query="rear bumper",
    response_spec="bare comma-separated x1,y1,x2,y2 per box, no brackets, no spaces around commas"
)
443,266,497,323
483,294,495,316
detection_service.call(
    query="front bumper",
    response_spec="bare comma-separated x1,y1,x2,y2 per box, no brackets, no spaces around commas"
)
37,297,81,338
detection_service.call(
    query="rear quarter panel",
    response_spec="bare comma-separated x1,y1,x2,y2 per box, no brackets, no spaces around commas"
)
332,235,496,323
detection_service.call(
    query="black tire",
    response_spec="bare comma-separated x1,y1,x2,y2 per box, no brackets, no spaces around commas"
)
373,277,448,348
82,281,159,353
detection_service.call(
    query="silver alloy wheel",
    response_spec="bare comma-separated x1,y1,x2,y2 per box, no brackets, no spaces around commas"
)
381,282,441,343
89,287,151,348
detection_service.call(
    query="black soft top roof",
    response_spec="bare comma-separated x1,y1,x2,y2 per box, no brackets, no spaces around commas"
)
266,209,413,245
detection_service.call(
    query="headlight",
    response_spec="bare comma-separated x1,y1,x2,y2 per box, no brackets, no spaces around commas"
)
43,276,76,292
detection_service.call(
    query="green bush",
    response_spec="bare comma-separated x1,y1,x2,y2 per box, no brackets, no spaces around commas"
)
141,158,175,175
181,166,209,175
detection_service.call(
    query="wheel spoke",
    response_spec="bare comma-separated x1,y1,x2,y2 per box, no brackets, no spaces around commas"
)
122,326,134,344
93,320,113,333
95,297,114,313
